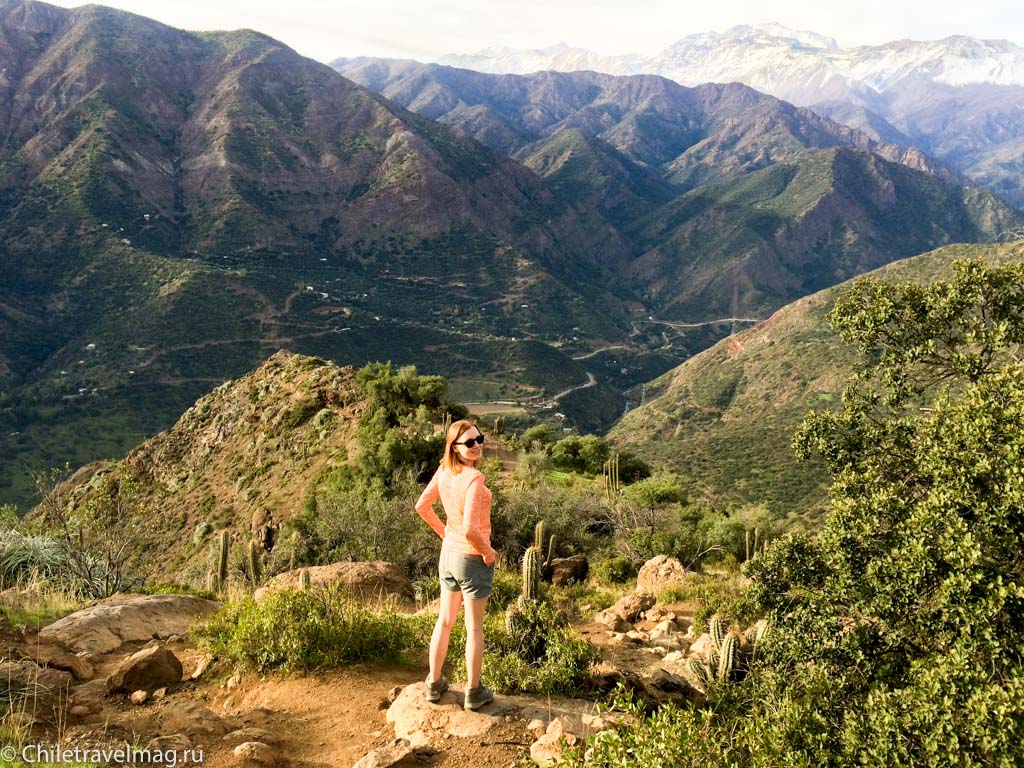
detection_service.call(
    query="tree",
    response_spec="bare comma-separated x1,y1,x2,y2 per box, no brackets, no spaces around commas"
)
747,259,1024,764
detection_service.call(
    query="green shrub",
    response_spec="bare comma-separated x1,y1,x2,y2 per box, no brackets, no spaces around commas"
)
449,598,598,696
194,581,419,672
592,555,635,585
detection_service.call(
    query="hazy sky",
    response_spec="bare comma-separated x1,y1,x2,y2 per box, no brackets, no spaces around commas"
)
42,0,1024,62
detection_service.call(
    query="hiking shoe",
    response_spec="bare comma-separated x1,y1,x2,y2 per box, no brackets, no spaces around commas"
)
464,684,494,711
424,675,448,702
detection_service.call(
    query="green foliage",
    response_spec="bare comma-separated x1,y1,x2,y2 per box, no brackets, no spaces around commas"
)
0,530,64,587
591,555,636,585
351,362,460,487
737,258,1024,764
520,424,554,450
456,597,598,696
291,470,438,578
195,581,419,672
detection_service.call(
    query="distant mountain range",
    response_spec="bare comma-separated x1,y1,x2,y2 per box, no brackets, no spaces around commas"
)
413,24,1024,208
1,2,1021,509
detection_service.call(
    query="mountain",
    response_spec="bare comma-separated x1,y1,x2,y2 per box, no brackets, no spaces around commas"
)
0,0,633,508
20,350,369,581
607,240,1024,520
333,60,1022,320
428,25,1024,208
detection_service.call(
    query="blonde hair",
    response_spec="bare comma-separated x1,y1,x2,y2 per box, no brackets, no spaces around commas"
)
441,419,479,474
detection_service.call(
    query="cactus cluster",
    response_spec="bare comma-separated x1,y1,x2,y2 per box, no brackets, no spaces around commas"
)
688,615,770,692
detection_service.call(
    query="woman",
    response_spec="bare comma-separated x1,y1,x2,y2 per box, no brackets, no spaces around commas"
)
414,419,496,711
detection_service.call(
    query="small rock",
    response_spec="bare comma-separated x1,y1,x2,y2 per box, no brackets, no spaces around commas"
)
232,741,279,766
227,673,241,689
663,651,686,663
223,728,281,748
130,689,149,705
526,718,546,738
351,738,413,768
625,630,648,644
689,633,714,656
387,685,403,703
153,687,167,700
191,654,213,680
69,705,92,718
593,609,631,633
146,734,193,751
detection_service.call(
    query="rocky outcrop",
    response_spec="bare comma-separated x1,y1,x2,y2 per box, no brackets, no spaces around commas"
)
38,594,221,655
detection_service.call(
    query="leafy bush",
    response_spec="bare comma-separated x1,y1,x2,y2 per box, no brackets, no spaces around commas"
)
195,581,420,672
591,555,636,585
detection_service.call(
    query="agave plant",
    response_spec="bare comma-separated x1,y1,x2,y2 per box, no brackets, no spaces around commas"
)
0,531,64,586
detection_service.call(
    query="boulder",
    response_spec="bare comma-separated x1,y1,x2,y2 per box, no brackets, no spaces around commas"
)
386,682,510,748
39,594,221,655
609,593,654,623
254,561,414,605
106,645,183,695
636,556,695,595
548,555,589,586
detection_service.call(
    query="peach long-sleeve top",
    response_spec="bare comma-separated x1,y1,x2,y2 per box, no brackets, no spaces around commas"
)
415,464,495,560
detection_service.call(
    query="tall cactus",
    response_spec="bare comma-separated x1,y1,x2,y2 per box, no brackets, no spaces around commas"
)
217,531,230,590
710,615,727,648
546,534,557,569
522,546,541,601
603,453,621,500
534,520,548,550
299,568,311,590
247,540,262,586
745,530,752,561
754,527,761,556
207,570,219,594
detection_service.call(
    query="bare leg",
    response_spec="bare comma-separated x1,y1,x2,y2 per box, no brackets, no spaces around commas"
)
464,595,489,689
429,588,463,682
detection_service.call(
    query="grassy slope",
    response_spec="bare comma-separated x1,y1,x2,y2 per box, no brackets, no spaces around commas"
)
608,241,1024,520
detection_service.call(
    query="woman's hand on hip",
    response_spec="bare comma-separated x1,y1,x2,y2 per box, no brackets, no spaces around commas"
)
483,551,496,567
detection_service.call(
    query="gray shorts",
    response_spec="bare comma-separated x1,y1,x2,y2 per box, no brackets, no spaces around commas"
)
438,547,494,600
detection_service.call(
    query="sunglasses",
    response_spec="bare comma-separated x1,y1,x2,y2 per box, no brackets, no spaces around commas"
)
456,434,485,448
